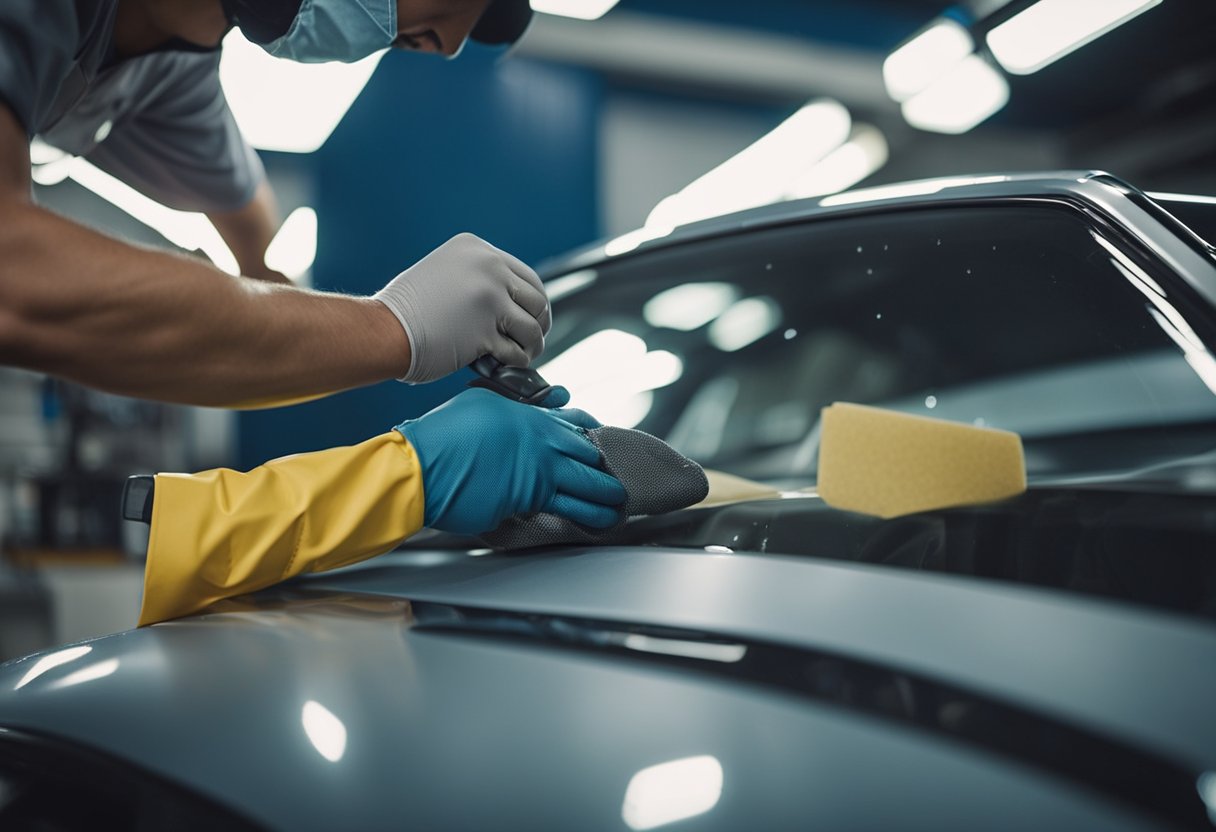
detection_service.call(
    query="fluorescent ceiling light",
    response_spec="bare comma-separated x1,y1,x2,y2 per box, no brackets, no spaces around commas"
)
264,206,318,280
901,54,1009,134
790,124,889,199
988,0,1162,75
645,99,851,229
643,282,740,331
532,0,619,20
219,30,384,153
883,18,974,102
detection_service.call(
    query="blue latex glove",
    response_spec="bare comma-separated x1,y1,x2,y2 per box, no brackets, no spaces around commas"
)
395,389,626,535
536,384,602,430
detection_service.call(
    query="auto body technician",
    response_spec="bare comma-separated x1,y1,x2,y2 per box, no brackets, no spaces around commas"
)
0,0,627,600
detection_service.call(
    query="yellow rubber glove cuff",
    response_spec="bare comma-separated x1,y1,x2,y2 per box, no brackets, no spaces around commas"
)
138,431,425,626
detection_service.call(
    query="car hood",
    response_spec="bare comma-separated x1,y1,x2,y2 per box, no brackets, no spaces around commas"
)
2,513,1215,831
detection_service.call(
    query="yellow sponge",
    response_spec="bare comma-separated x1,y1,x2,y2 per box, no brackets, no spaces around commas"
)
817,402,1026,518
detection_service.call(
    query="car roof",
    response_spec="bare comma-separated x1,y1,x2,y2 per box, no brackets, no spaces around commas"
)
541,170,1216,308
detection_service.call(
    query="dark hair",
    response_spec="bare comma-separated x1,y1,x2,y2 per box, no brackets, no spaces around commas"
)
220,0,304,44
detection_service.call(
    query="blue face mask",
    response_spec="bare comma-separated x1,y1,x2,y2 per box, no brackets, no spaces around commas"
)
263,0,397,64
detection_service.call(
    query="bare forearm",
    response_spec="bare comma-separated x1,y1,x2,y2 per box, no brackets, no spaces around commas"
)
0,200,408,406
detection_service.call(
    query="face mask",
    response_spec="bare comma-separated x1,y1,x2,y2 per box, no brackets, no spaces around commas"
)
263,0,397,64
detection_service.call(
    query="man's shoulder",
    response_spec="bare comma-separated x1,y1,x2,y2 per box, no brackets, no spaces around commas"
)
0,0,118,134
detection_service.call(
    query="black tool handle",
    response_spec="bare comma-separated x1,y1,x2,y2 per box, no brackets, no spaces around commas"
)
468,355,554,405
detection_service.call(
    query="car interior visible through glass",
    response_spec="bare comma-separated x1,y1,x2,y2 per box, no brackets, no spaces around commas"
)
541,206,1216,484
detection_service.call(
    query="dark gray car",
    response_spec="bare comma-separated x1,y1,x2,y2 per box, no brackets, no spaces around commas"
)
2,172,1215,831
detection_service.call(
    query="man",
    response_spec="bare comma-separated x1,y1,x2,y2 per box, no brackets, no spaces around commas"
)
0,0,625,539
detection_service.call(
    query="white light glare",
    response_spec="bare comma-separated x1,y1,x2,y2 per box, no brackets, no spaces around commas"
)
643,282,740,331
264,206,318,280
539,329,682,428
988,0,1162,76
645,100,852,229
15,645,92,691
820,175,1008,207
545,269,598,301
622,635,746,663
50,659,120,690
622,755,724,830
1198,772,1216,826
302,700,348,762
790,124,889,199
709,297,781,352
67,159,240,274
883,18,974,102
219,29,385,153
901,55,1009,134
532,0,619,20
604,224,674,257
1148,192,1216,206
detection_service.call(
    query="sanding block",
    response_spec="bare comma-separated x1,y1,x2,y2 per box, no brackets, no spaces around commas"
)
817,402,1026,518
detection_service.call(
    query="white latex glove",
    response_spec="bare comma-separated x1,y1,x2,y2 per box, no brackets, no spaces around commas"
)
373,233,552,383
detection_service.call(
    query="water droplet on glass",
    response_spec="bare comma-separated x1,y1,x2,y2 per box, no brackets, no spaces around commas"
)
783,328,797,340
925,395,938,409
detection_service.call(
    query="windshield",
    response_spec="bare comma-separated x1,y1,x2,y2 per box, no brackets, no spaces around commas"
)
540,205,1216,486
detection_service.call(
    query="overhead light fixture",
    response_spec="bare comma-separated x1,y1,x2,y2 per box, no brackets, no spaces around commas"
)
219,29,384,153
646,100,851,229
882,18,974,102
263,206,318,281
531,0,619,20
789,124,889,199
901,54,1009,134
987,0,1162,75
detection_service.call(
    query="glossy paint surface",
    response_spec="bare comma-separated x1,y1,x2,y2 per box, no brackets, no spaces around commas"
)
1,547,1215,830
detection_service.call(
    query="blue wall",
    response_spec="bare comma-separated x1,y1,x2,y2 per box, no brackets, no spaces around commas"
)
239,49,602,467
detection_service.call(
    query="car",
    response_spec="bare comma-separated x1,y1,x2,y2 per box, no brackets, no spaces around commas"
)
1,171,1215,831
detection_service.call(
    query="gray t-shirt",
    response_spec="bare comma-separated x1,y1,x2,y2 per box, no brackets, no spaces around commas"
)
0,0,262,212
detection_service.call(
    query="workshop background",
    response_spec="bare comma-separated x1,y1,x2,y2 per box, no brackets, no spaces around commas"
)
2,0,1214,653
